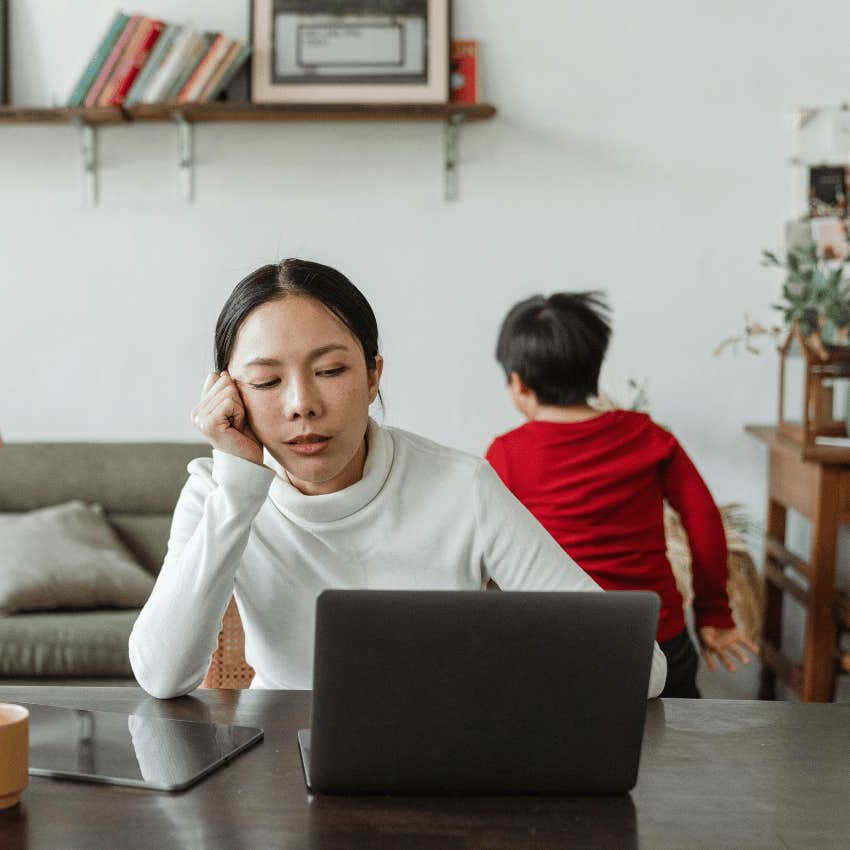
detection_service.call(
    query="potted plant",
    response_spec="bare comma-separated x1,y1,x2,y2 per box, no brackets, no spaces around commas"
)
762,239,850,356
715,236,850,457
715,236,850,358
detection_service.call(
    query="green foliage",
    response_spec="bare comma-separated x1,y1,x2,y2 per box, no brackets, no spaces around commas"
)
762,239,850,340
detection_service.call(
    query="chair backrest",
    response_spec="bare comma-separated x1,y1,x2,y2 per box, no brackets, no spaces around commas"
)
201,597,255,689
0,442,209,575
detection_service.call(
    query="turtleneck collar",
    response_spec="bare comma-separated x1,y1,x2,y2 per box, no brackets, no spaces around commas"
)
264,418,394,524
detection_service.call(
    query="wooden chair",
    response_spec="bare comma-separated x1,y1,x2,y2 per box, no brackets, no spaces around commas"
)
200,597,255,689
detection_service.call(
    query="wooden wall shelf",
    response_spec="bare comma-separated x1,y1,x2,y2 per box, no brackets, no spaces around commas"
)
0,102,496,125
0,101,497,203
126,101,496,124
0,106,124,125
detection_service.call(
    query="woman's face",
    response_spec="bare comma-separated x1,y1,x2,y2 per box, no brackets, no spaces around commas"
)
228,294,383,495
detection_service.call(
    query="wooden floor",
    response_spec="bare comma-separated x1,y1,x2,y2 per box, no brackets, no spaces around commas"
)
697,657,763,699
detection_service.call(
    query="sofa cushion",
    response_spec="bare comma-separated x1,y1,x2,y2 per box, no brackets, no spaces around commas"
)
0,443,210,514
0,501,155,613
105,513,174,576
0,609,138,677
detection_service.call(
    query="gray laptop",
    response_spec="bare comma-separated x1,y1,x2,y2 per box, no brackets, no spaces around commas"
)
298,589,659,794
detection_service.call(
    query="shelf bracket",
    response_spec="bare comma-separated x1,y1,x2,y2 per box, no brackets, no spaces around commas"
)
72,119,98,207
444,112,465,202
175,115,194,203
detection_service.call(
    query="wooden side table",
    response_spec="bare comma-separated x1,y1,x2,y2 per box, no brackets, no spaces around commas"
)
746,425,850,701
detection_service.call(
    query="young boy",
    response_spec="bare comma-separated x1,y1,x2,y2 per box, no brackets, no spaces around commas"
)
486,292,757,698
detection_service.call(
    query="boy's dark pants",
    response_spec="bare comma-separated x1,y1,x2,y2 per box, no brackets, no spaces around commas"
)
659,628,702,698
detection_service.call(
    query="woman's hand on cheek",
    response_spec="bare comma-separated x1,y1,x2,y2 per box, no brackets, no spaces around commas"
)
191,371,265,466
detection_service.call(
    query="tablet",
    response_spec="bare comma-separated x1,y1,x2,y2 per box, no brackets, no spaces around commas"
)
21,702,263,792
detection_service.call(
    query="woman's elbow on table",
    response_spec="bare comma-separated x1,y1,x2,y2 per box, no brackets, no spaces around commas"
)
128,636,206,700
647,641,667,699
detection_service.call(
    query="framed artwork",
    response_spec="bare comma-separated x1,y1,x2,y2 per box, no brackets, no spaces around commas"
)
250,0,449,104
0,1,8,105
809,164,849,218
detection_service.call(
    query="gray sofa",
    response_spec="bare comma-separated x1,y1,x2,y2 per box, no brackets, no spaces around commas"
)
0,442,209,685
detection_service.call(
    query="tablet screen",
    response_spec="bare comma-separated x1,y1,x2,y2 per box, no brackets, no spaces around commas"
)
21,702,263,791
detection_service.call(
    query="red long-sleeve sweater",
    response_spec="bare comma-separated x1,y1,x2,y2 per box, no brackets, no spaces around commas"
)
485,410,734,642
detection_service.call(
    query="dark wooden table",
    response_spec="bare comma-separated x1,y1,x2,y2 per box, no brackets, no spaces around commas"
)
0,687,848,849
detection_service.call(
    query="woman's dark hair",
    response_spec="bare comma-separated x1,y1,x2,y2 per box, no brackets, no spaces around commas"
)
495,291,611,406
215,259,381,383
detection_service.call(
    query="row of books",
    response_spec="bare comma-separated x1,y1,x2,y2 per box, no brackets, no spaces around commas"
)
67,11,251,108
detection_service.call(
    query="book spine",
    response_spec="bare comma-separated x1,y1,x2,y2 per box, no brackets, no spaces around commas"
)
164,34,213,102
84,14,141,108
67,12,129,107
124,23,176,107
108,19,165,106
141,26,191,103
198,40,242,103
449,40,479,105
205,44,252,103
99,17,151,106
177,34,229,104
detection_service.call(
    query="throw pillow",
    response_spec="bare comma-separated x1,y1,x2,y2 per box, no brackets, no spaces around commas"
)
0,501,155,614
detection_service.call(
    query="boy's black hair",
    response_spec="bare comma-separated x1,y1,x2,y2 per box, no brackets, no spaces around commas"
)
495,291,612,406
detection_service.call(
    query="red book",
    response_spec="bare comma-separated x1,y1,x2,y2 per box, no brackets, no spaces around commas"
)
84,14,141,108
98,16,149,106
107,18,165,106
450,40,479,104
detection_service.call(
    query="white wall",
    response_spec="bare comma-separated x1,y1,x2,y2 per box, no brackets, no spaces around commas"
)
4,0,850,527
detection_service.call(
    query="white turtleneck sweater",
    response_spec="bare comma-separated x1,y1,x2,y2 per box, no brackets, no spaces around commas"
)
129,420,667,699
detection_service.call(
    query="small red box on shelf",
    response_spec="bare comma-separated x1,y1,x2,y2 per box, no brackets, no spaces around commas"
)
450,40,479,104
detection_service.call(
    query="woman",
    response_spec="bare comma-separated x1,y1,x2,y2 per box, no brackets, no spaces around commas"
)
129,259,667,699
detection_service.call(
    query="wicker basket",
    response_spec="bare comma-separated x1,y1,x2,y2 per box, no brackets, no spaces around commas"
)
664,503,764,642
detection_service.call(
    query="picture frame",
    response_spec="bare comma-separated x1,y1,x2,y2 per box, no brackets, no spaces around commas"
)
0,1,8,105
809,164,849,218
250,0,449,104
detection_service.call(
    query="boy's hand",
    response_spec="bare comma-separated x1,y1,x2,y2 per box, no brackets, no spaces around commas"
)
698,626,759,673
191,371,264,466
